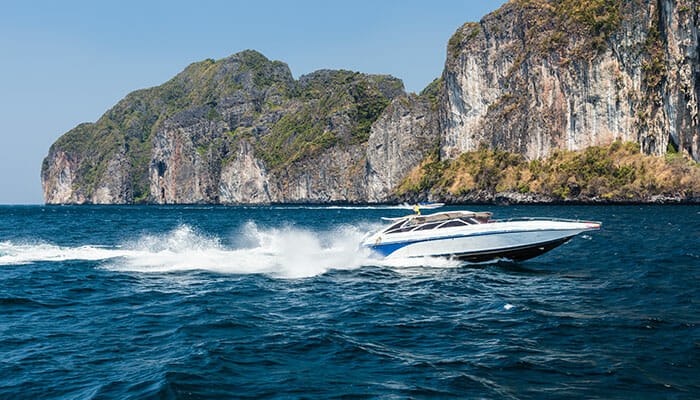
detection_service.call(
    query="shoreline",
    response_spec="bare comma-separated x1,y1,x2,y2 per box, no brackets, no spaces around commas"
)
35,197,700,207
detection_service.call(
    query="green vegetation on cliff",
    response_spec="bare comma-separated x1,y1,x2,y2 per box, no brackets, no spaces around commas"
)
256,69,397,171
419,77,443,108
513,0,622,57
257,105,335,169
397,141,700,201
50,91,160,201
447,22,480,61
447,0,624,66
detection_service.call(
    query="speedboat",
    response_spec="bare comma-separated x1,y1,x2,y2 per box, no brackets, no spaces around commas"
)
361,210,601,262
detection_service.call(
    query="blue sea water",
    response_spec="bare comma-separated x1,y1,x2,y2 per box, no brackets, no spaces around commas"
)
0,205,698,399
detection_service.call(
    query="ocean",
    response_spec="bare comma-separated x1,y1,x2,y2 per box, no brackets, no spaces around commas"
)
0,205,698,399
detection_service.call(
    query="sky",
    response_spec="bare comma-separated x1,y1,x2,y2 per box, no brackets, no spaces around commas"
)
0,0,506,204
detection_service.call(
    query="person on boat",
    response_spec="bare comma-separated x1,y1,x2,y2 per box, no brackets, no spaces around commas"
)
413,204,420,215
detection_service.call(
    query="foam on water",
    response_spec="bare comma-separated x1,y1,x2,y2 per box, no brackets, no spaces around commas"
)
0,241,129,265
110,223,380,278
0,224,452,278
0,223,471,278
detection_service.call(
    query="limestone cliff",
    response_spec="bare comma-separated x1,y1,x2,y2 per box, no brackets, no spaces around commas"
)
440,0,699,162
42,51,439,204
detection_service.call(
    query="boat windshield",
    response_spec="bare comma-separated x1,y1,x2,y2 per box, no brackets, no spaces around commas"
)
388,226,417,233
382,212,492,234
438,220,468,228
414,222,442,231
385,221,404,232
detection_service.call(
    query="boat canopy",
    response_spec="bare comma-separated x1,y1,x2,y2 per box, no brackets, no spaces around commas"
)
382,211,493,224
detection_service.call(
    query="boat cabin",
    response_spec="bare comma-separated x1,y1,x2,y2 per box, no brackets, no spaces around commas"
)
382,211,493,234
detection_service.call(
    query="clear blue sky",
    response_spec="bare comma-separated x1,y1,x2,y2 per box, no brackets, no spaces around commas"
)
0,0,506,204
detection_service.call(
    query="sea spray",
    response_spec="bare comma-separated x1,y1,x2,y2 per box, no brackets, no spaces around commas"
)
0,222,465,278
109,223,377,278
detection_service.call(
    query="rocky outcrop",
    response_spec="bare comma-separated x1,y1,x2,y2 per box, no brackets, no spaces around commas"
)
91,151,132,204
363,95,440,201
41,144,132,204
41,149,75,204
440,0,699,162
219,140,277,204
256,95,440,203
660,0,700,160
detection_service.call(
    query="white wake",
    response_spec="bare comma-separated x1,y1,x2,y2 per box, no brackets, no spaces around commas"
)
0,222,464,278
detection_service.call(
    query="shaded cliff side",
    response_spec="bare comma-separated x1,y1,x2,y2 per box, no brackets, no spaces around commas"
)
42,0,700,204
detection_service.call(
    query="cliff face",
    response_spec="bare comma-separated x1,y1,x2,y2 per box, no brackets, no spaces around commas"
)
42,0,700,204
43,51,439,204
440,0,699,162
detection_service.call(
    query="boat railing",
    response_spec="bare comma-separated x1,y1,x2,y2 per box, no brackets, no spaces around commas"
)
491,217,601,224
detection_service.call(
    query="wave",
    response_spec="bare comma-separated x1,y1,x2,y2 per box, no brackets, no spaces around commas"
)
0,223,468,278
0,224,462,279
0,241,130,265
111,223,380,278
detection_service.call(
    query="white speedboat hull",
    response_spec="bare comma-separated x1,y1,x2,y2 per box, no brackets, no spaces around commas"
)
363,217,600,262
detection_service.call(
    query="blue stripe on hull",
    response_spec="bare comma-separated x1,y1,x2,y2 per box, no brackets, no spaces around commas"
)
369,241,412,257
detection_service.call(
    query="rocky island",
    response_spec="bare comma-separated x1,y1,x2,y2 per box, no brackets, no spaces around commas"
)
42,0,700,204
